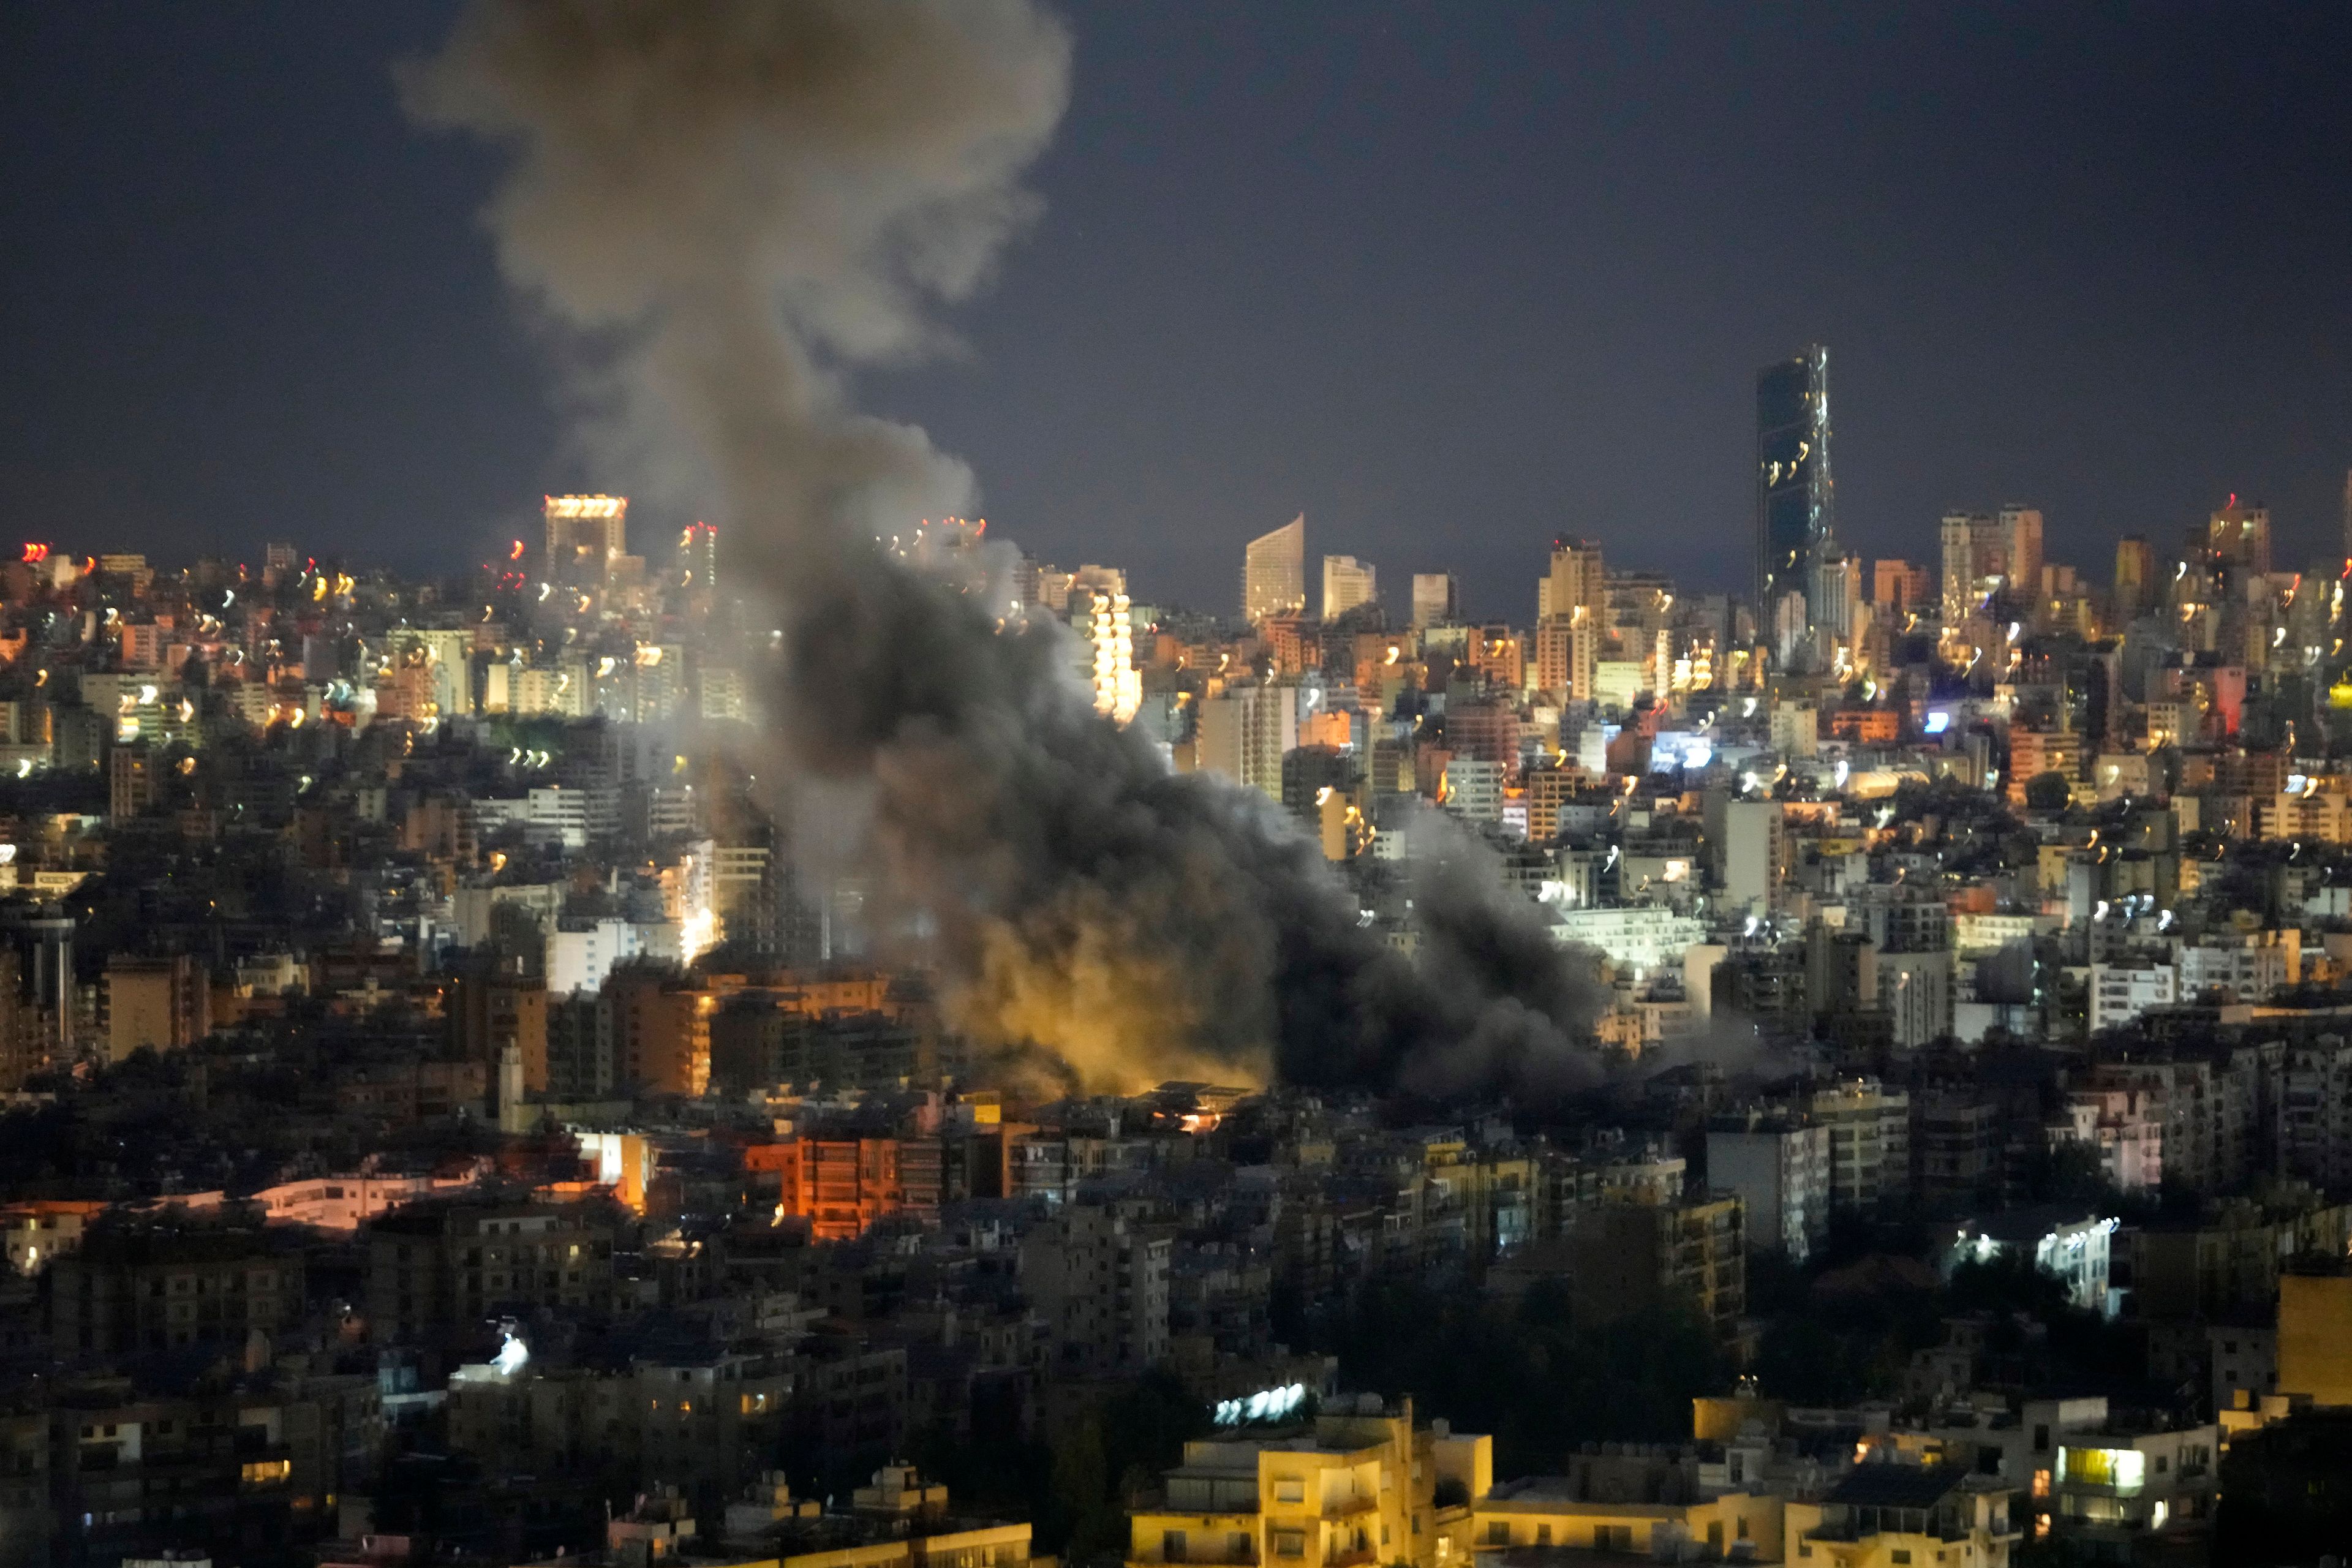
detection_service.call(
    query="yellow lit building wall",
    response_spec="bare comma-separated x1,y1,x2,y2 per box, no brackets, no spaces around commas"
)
2278,1272,2352,1406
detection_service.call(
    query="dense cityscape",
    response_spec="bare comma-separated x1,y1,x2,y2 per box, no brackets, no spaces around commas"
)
12,4,2352,1568
5,340,2352,1567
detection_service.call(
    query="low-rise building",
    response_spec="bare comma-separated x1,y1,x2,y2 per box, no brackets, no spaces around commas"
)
1784,1464,2019,1568
1126,1395,1485,1568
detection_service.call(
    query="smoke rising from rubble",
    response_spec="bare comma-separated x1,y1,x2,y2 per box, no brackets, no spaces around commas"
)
409,0,1607,1098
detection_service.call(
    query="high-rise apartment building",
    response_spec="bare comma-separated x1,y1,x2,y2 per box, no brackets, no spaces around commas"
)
678,520,718,591
1807,1079,1912,1215
1871,559,1930,612
2207,499,2272,578
1074,585,1141,725
2114,535,2155,622
1241,514,1306,624
1999,505,2045,603
1940,510,1999,624
1411,571,1458,627
1537,537,1606,625
1810,551,1862,643
1755,345,1835,613
1021,1203,1170,1376
546,494,628,582
1197,683,1299,799
1321,555,1377,620
1537,538,1606,702
1709,1117,1831,1264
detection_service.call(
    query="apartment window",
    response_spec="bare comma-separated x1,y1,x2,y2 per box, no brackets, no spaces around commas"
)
1891,1553,1910,1566
1273,1533,1304,1559
1275,1479,1305,1504
1535,1526,1551,1546
1163,1531,1186,1562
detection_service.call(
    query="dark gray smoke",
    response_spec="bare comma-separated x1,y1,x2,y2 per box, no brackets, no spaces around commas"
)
409,0,1605,1098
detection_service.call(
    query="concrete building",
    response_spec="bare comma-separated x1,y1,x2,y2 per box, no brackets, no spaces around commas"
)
50,1220,305,1357
1786,1465,2018,1567
1708,1117,1830,1263
1875,949,1954,1048
1715,798,1785,915
1199,684,1300,801
1022,1203,1172,1377
1809,1079,1911,1215
545,492,627,582
2278,1269,2352,1407
364,1200,616,1349
1410,573,1457,628
1243,515,1307,624
101,953,209,1063
1559,1197,1745,1339
1913,1095,2005,1207
2283,1037,2352,1189
2058,1079,2166,1193
2090,961,2177,1033
1478,1464,1780,1563
450,969,549,1099
1128,1395,1485,1568
1948,1209,2118,1316
1321,556,1376,621
1546,905,1706,975
601,962,715,1098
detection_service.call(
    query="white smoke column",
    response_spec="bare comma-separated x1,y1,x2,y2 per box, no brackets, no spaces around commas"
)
409,0,1605,1097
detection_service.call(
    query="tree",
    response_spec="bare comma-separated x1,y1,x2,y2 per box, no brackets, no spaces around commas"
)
2023,771,2073,812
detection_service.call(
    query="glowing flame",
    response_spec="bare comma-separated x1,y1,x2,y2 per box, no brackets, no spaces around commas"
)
680,907,718,964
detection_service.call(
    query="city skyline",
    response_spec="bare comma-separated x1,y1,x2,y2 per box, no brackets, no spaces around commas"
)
15,9,2352,1567
8,6,2352,612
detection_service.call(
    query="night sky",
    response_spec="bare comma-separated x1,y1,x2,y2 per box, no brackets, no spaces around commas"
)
7,3,2351,618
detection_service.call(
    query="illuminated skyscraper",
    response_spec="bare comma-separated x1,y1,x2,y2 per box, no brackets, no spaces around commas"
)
678,521,718,592
1198,683,1298,799
2113,535,2154,622
1537,537,1605,701
2207,499,2272,578
1411,573,1457,628
1810,551,1862,643
1755,346,1835,614
546,494,627,583
1075,586,1141,725
1242,514,1306,624
1537,537,1605,625
1999,505,2044,601
1940,510,1996,625
1321,555,1376,620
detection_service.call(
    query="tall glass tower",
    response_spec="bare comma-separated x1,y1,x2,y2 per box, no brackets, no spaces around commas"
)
1755,345,1836,616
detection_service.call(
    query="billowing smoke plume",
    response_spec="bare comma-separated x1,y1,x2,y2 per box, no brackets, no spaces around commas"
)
409,0,1604,1097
